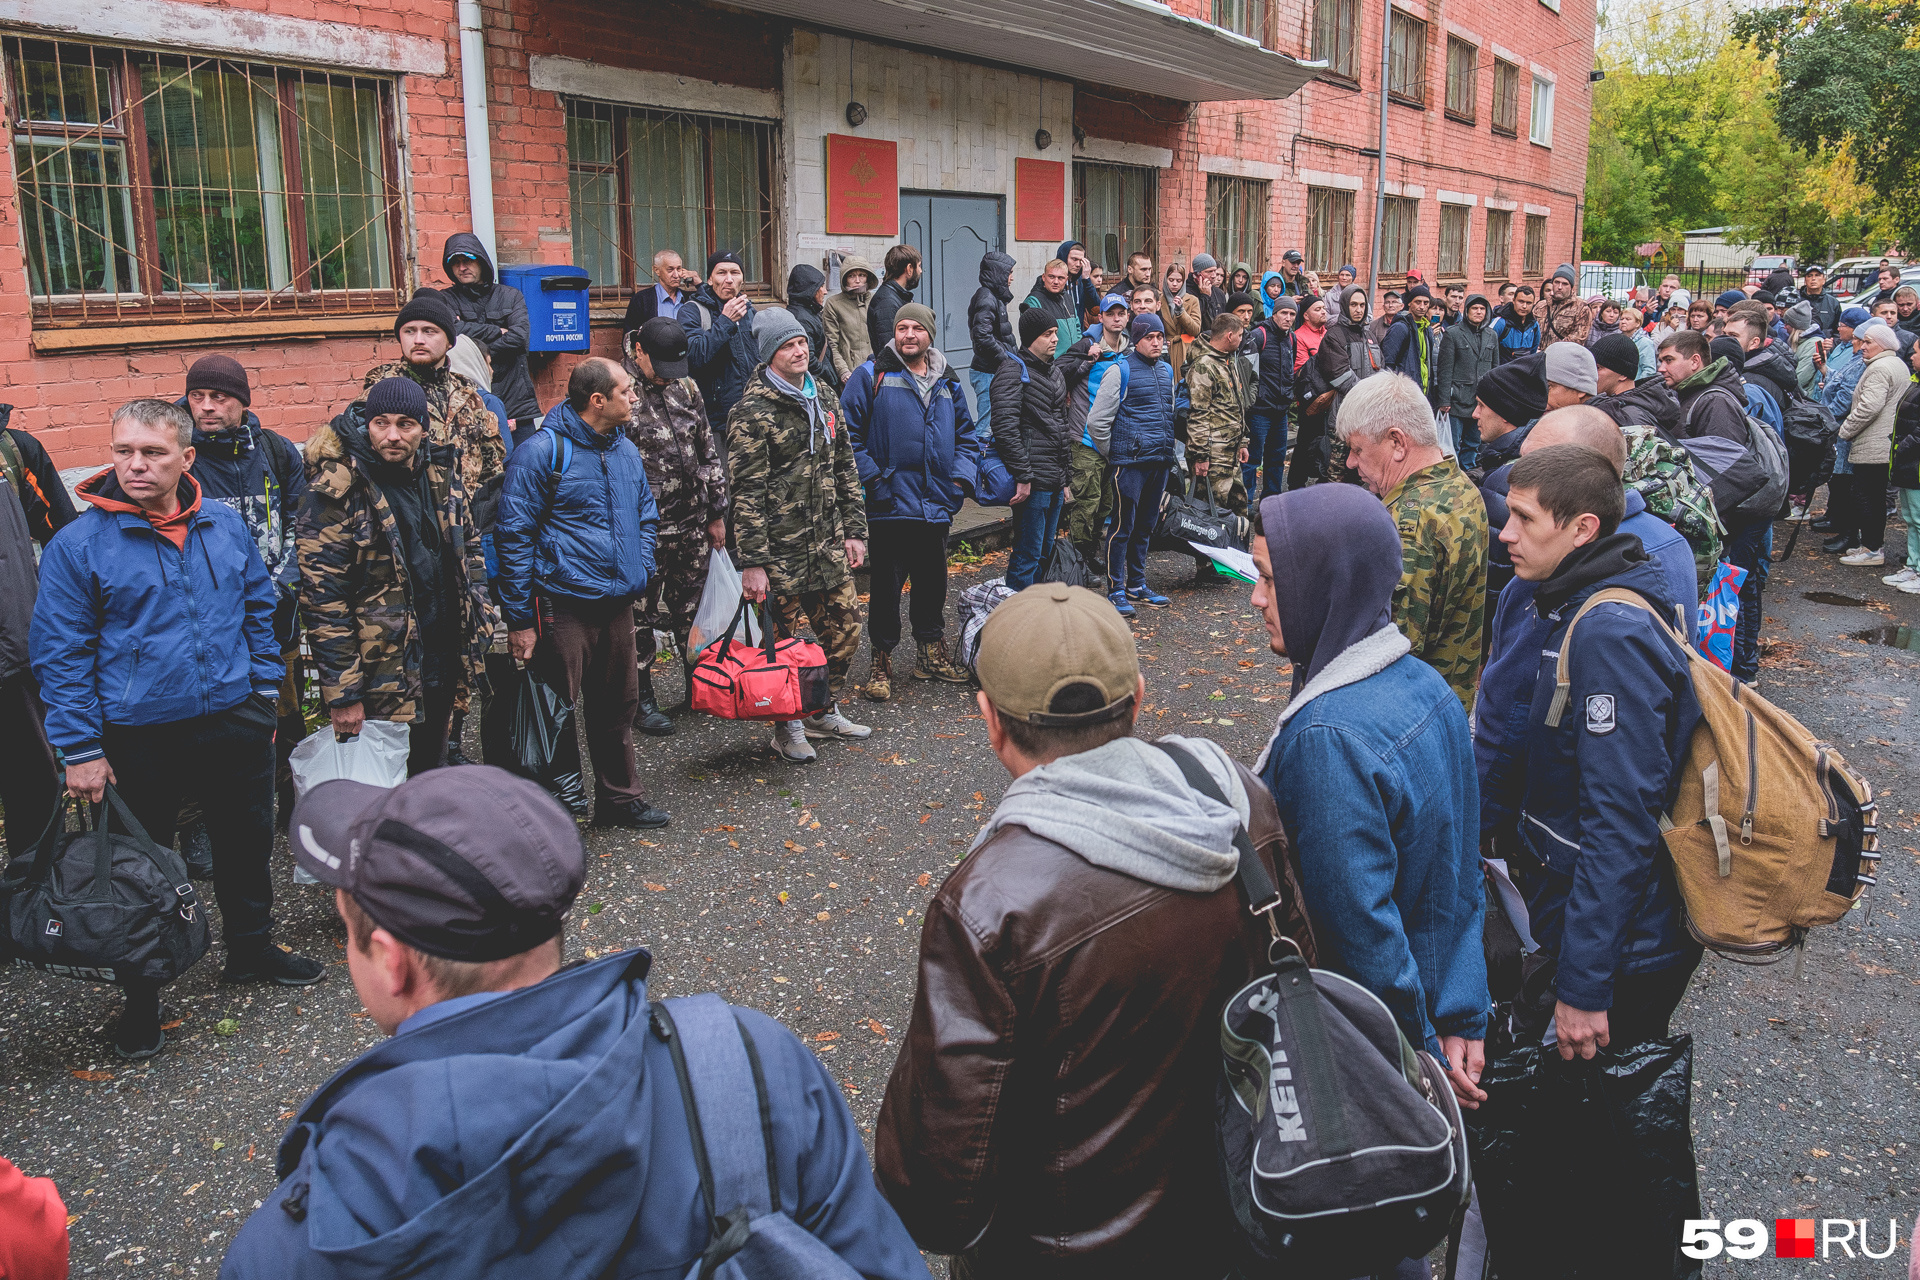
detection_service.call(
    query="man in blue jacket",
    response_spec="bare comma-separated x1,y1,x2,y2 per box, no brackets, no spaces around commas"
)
1500,444,1704,1058
30,398,322,1061
1085,312,1177,615
1381,283,1441,406
840,303,979,693
680,250,757,462
494,358,666,831
221,766,928,1280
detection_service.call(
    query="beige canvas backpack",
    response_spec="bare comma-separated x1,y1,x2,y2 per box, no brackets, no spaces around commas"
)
1545,588,1879,963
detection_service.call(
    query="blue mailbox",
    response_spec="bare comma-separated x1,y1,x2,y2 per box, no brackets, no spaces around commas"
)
501,264,592,353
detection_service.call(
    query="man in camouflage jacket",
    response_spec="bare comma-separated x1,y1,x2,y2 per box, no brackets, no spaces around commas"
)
363,289,506,500
624,317,728,728
1537,265,1594,348
296,379,497,775
1186,315,1252,515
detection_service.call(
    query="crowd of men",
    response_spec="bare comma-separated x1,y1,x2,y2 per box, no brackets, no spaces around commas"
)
3,231,1913,1277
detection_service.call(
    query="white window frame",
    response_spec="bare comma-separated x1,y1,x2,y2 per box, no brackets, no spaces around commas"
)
1529,75,1554,147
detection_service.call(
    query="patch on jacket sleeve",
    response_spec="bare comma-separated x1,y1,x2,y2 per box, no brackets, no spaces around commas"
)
1584,693,1616,735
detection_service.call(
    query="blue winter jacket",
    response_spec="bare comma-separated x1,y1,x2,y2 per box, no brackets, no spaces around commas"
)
1491,312,1541,363
680,287,758,429
1088,349,1177,466
1260,650,1488,1054
1380,312,1438,399
493,402,659,629
1517,551,1701,1012
219,951,930,1280
839,344,980,525
1821,343,1864,418
31,471,282,765
177,405,307,600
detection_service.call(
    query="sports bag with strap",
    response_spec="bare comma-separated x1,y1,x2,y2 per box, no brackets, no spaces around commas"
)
1544,588,1879,964
1621,425,1724,585
690,599,829,721
650,994,866,1280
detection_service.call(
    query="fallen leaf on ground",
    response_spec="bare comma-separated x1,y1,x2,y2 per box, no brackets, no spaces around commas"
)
866,1018,888,1037
916,872,932,886
773,976,790,984
71,1070,112,1082
644,882,668,892
817,911,831,921
814,1031,841,1042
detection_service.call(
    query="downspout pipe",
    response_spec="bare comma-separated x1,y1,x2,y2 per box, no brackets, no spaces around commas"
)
1367,0,1391,298
458,0,496,262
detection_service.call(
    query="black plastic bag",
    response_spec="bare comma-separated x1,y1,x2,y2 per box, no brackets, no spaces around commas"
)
1039,537,1089,589
481,655,589,817
1468,1036,1702,1280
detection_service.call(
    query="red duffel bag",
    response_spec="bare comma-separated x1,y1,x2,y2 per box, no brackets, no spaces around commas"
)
691,599,831,721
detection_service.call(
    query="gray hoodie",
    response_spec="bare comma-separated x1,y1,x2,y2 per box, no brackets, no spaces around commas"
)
972,735,1249,892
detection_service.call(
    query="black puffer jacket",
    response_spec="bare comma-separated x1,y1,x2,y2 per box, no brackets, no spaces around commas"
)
442,232,537,421
785,264,840,395
1893,381,1920,490
1742,338,1800,414
868,276,917,356
968,251,1018,373
989,347,1071,491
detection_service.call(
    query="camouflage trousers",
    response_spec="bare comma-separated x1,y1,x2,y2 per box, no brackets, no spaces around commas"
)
773,577,862,702
1065,441,1115,545
635,531,713,662
1201,468,1248,517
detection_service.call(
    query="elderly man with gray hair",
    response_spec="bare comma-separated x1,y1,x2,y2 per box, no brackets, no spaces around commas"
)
1336,373,1489,710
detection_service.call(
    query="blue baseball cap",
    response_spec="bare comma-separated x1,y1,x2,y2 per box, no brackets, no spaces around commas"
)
1100,292,1130,312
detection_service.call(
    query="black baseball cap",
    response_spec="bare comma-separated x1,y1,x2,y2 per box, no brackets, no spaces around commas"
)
1282,249,1305,265
637,315,691,380
291,766,585,962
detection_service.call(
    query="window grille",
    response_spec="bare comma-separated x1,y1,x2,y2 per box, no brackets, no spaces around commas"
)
1206,175,1269,275
1074,162,1157,274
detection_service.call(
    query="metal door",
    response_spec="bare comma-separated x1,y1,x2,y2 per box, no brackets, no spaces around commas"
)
900,192,1004,419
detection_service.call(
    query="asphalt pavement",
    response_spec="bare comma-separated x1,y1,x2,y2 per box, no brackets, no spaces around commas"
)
3,529,1916,1277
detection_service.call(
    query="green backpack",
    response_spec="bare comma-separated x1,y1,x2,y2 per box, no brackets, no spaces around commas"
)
1622,425,1724,586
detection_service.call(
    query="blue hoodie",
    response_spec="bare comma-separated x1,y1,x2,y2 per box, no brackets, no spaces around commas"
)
220,952,930,1280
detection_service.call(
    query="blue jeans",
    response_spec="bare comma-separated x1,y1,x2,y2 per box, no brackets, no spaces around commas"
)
967,366,995,425
1005,489,1066,591
1106,463,1172,594
1249,406,1288,498
1723,521,1769,682
1451,411,1482,470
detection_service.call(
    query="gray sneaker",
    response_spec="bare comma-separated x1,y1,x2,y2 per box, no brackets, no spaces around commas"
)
771,719,817,763
803,704,873,740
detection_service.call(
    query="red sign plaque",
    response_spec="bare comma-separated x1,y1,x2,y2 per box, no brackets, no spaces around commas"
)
1014,158,1066,243
825,135,898,237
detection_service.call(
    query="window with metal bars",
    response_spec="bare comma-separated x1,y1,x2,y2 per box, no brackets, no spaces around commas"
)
1445,37,1477,123
1484,208,1512,279
567,99,776,297
1380,197,1419,276
1306,187,1353,274
1438,204,1470,278
5,36,400,325
1524,213,1547,275
1212,0,1265,45
1206,176,1269,275
1074,162,1157,274
1388,11,1428,107
1491,59,1520,136
1312,0,1358,79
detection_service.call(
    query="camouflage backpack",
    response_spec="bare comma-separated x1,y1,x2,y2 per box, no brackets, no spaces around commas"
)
1622,425,1724,585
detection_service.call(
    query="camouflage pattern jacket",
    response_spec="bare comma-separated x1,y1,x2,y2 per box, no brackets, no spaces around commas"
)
622,365,727,537
361,360,505,499
296,414,497,721
1383,460,1488,712
1537,295,1593,347
726,366,868,597
1184,343,1250,470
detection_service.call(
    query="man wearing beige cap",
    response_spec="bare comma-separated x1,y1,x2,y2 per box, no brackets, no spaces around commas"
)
874,583,1306,1278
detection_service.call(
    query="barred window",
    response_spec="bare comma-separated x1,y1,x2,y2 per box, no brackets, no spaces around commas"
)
1212,0,1264,45
1491,59,1521,136
1075,162,1157,274
1438,204,1470,277
1445,37,1478,123
1484,209,1513,279
567,100,776,296
1388,11,1428,107
1313,0,1358,79
1305,187,1353,274
1524,213,1547,275
6,37,400,324
1206,175,1269,274
1380,197,1419,276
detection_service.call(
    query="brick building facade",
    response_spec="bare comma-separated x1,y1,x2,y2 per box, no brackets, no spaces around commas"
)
1,0,1590,466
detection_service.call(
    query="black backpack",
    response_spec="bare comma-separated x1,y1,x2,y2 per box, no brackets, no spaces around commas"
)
3,789,209,986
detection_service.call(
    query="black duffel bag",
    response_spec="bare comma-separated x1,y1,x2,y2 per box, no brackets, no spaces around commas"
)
1151,484,1249,555
2,788,209,986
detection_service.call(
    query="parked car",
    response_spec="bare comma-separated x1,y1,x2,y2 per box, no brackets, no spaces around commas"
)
1745,254,1798,288
1829,257,1902,301
1847,265,1920,310
1579,262,1648,303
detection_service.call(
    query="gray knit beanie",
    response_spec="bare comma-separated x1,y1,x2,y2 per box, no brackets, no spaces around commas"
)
754,308,808,365
1543,341,1598,395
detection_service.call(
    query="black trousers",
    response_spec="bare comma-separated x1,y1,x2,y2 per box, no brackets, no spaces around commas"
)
0,673,62,859
1601,943,1704,1047
1843,461,1891,551
867,521,950,651
407,686,456,777
102,696,279,951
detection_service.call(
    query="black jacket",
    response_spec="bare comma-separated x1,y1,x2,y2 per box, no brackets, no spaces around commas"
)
1674,359,1753,446
868,277,917,356
1802,289,1841,337
968,252,1018,373
1593,380,1683,434
784,264,840,396
1247,317,1296,408
1,414,78,547
442,233,537,421
1742,339,1800,414
989,348,1071,491
0,410,75,682
1894,382,1920,489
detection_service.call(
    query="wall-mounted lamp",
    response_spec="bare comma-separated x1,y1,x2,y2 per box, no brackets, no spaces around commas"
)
846,102,868,127
1035,128,1052,150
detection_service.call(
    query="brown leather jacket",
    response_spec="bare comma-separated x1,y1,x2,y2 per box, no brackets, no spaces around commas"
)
873,760,1312,1278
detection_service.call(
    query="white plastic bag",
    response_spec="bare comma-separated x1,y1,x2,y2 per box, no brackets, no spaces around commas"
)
287,721,410,883
687,549,758,655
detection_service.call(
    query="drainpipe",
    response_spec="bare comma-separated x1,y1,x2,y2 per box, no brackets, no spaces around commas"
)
458,0,496,262
1366,0,1391,298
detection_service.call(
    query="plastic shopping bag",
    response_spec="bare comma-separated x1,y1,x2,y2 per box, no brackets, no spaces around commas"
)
687,549,758,655
287,721,409,883
481,657,589,817
1694,561,1748,671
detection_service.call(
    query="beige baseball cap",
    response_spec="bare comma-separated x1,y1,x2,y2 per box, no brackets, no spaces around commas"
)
976,584,1140,725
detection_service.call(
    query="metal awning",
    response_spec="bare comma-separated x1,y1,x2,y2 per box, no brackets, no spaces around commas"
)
731,0,1319,102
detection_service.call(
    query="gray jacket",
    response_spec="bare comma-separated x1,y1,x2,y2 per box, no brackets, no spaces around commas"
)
1438,297,1500,417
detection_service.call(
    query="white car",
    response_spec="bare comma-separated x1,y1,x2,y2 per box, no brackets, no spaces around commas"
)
1579,263,1648,304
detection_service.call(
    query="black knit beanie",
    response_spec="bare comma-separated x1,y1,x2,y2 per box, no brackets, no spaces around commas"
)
1018,307,1056,349
365,376,430,423
394,288,458,340
185,354,251,407
1476,358,1547,426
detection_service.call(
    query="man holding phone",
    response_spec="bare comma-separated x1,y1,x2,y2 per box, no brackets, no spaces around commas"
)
680,251,759,462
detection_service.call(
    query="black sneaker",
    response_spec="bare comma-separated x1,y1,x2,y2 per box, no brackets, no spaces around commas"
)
222,944,326,987
113,999,165,1061
179,822,214,880
592,799,671,830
